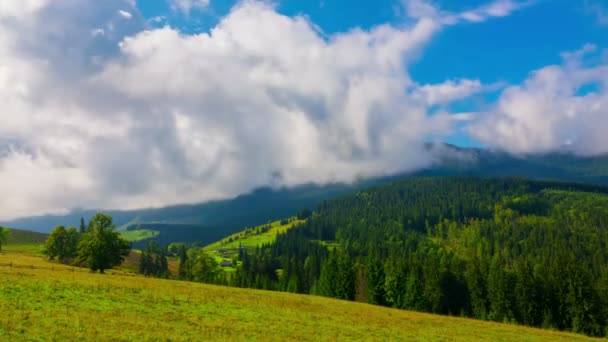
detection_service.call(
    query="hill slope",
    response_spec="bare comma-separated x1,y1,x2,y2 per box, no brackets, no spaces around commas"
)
5,228,47,245
0,250,598,341
226,177,608,337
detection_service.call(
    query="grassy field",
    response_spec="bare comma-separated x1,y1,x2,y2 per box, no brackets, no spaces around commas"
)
203,218,305,271
204,218,305,252
206,218,303,252
0,249,601,341
120,228,160,242
2,228,48,255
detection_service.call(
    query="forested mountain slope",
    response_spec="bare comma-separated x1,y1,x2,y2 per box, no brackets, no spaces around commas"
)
227,178,608,337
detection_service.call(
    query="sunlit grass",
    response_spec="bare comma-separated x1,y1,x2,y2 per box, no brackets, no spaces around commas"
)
0,249,600,341
204,218,305,252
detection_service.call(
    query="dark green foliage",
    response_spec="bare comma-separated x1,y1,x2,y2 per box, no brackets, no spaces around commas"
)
182,249,219,283
79,217,87,234
296,209,313,220
365,253,385,305
77,213,131,273
44,226,79,261
224,177,608,337
139,241,169,278
178,244,188,279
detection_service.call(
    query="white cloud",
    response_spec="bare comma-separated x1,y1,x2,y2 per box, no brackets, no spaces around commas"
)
417,79,483,105
118,10,132,19
169,0,210,15
0,0,49,18
0,0,531,221
469,45,608,155
404,0,532,25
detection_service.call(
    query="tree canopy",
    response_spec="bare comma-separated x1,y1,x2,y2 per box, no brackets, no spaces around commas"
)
77,213,131,273
44,226,79,260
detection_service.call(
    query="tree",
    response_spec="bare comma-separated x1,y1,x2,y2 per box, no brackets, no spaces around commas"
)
0,227,10,252
139,241,169,278
77,213,131,273
178,244,188,279
365,252,386,305
79,217,87,234
45,226,79,261
186,249,218,283
316,251,338,298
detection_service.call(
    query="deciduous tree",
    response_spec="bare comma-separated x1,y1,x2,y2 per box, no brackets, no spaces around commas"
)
77,213,131,273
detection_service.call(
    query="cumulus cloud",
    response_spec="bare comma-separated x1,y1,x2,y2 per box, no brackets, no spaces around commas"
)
169,0,210,15
468,44,608,155
0,0,524,220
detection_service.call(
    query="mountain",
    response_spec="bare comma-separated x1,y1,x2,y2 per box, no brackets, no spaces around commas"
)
3,145,608,246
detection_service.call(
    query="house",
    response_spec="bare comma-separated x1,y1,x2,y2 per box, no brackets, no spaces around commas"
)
220,260,233,267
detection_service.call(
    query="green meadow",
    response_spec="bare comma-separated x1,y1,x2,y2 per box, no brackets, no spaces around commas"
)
0,240,601,341
204,218,305,252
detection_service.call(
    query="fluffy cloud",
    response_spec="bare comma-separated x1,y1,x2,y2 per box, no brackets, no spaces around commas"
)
417,79,483,105
169,0,210,15
0,0,526,220
469,45,608,155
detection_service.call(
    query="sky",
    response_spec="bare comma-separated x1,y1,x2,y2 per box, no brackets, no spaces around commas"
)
0,0,607,220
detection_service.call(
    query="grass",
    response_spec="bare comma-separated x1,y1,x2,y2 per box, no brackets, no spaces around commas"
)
120,229,160,242
2,228,48,256
203,218,305,272
204,218,305,252
0,248,601,341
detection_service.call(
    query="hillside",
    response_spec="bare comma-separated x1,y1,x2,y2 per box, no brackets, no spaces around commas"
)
203,218,305,267
0,249,598,341
3,146,608,248
224,177,608,337
5,228,47,245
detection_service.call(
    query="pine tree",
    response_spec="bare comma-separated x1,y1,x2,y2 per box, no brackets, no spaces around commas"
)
514,260,540,326
365,253,386,305
404,270,426,311
317,252,338,298
157,248,169,278
178,244,188,280
487,258,515,322
79,217,87,234
335,252,355,300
